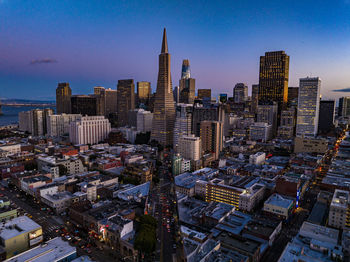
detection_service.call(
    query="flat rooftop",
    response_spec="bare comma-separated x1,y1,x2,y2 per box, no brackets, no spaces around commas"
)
117,181,150,201
6,237,76,262
218,233,261,254
264,193,293,209
330,189,350,209
0,216,41,240
181,225,207,241
299,222,339,245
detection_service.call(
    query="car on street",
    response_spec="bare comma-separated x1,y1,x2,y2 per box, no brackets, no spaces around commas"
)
65,235,72,241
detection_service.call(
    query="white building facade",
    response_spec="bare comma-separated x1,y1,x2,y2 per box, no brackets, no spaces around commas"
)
173,104,193,151
296,77,321,137
69,116,111,145
47,114,82,137
136,109,153,132
178,135,201,161
250,122,273,142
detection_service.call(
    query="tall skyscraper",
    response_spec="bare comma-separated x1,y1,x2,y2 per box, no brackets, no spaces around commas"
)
178,135,201,161
32,109,44,136
181,59,190,79
251,84,259,114
94,86,117,117
192,103,220,137
200,120,223,160
71,95,98,116
105,88,118,116
173,86,180,104
117,79,135,127
150,28,176,146
173,104,193,151
179,59,195,104
233,83,248,103
137,81,151,108
56,82,72,114
288,86,299,105
18,108,53,136
257,102,278,136
318,100,335,134
277,108,296,139
47,114,82,137
296,77,321,137
43,108,54,135
258,51,289,106
198,89,211,100
338,97,350,117
94,86,106,116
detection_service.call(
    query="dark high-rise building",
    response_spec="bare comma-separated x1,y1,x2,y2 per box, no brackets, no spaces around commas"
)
117,79,135,127
258,51,289,106
251,84,259,114
94,86,106,116
94,86,117,117
192,102,221,137
277,108,296,139
338,97,350,117
233,83,248,103
179,78,195,104
179,59,195,104
173,86,180,104
56,82,72,114
105,88,118,116
71,95,98,116
200,120,223,160
288,86,299,105
198,89,211,100
318,100,335,134
137,81,151,108
150,28,176,146
43,108,54,135
149,93,155,113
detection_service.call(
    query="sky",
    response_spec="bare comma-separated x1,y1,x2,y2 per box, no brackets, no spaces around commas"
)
1,0,350,101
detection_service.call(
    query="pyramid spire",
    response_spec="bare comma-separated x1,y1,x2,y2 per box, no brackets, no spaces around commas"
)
161,28,168,53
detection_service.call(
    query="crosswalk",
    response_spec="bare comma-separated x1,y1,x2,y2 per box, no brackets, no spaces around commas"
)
34,217,60,233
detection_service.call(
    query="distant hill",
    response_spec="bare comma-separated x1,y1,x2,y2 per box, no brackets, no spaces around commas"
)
1,98,55,104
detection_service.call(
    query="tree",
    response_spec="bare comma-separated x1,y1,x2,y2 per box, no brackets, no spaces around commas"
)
135,215,157,254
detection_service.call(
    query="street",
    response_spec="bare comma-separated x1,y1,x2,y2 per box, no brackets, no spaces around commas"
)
151,154,179,262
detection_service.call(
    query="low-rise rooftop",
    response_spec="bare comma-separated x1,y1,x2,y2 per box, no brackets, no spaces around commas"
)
6,237,76,262
0,216,41,240
264,193,294,209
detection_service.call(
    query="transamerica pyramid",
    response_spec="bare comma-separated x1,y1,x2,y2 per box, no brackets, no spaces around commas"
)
150,28,176,146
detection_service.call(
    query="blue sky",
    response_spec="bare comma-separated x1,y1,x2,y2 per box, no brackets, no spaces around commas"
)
1,0,350,100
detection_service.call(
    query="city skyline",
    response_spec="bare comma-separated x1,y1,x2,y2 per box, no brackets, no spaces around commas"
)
1,1,350,100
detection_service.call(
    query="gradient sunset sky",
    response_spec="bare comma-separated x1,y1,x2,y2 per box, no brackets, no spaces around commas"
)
1,0,350,100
